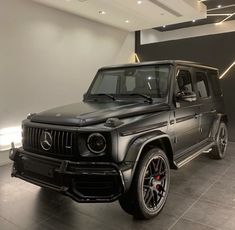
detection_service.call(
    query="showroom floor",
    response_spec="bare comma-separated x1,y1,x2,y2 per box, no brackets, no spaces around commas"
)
0,143,235,230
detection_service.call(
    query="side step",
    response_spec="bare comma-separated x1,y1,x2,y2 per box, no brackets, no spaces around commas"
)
174,142,214,169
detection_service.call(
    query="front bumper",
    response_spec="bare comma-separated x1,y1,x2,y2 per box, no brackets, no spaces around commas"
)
10,148,133,203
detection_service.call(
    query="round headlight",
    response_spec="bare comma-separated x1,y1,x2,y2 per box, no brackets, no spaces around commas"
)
87,133,106,154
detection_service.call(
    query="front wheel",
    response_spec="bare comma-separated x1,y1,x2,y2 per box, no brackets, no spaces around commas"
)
119,148,170,219
210,122,228,159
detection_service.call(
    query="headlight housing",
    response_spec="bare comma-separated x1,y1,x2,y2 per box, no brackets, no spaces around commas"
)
87,133,106,154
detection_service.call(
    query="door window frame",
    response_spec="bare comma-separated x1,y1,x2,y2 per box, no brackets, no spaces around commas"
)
193,68,212,101
174,66,198,108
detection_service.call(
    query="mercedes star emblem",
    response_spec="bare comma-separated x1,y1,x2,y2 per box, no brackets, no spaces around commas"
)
40,131,52,151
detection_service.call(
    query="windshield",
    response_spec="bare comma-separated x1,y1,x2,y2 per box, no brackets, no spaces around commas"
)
89,65,171,101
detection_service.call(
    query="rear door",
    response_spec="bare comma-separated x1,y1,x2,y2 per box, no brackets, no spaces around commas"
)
173,67,201,155
193,68,217,141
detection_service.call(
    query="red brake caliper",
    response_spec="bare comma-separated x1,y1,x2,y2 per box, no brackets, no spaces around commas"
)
155,175,161,190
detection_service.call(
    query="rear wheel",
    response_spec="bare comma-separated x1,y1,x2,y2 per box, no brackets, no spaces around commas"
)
119,148,170,219
210,122,228,159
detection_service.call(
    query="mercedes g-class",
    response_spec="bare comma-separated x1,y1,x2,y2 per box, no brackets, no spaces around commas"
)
10,60,228,219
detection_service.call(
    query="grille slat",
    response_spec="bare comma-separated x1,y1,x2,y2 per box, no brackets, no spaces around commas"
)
23,126,74,156
62,131,65,154
29,127,31,147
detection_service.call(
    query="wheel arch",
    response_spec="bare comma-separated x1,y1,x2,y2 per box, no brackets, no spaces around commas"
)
122,131,176,192
210,113,228,140
137,137,175,169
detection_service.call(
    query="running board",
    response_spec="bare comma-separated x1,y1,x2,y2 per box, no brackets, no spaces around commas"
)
174,142,214,169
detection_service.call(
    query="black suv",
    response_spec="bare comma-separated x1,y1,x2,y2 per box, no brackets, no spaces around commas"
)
10,60,228,219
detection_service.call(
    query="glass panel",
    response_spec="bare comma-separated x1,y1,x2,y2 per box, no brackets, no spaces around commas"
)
196,72,210,98
176,70,194,94
90,65,171,99
91,73,118,94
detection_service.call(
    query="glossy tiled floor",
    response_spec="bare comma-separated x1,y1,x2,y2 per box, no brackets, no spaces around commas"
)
1,143,235,230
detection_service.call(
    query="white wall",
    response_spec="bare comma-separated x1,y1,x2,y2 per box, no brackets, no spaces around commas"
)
0,0,135,133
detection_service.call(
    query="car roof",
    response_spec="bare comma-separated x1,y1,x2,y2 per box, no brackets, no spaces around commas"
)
100,60,218,71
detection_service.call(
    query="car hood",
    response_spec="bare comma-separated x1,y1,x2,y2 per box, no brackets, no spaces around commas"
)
30,101,170,126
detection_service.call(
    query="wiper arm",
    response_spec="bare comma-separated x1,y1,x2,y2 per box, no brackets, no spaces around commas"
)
130,93,153,104
96,94,116,101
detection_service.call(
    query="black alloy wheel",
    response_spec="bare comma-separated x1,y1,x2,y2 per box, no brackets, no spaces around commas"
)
119,148,170,219
142,153,169,212
211,122,228,159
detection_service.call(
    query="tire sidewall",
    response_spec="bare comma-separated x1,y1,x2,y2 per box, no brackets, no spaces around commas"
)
215,122,228,158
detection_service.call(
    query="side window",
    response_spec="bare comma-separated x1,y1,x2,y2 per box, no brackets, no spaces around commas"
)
195,71,210,98
208,70,222,96
175,69,194,94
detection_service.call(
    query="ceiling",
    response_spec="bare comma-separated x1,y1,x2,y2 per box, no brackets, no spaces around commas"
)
33,0,207,31
155,0,235,31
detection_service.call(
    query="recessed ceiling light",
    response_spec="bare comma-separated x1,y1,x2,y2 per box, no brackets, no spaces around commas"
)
137,0,143,4
125,20,130,23
163,25,166,28
99,11,106,15
218,5,222,8
192,19,196,22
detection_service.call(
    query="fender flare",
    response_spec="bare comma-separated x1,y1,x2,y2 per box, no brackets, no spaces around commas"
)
122,131,175,191
210,113,228,140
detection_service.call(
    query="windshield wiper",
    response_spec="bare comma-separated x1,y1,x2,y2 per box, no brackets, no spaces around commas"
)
96,94,116,101
130,93,153,104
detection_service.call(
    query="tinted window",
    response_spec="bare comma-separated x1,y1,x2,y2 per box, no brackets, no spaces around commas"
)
196,71,210,98
175,70,194,94
208,70,222,96
91,73,118,94
126,76,136,91
90,65,171,98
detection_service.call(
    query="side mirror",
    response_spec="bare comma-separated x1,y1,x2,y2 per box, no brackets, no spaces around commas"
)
176,91,197,102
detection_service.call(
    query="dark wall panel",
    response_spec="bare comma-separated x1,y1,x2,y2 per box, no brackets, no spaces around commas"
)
136,31,235,140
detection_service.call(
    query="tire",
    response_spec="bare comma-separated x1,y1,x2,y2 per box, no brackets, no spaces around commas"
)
119,148,170,219
210,122,228,159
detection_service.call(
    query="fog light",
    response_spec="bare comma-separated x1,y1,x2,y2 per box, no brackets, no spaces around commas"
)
87,133,106,154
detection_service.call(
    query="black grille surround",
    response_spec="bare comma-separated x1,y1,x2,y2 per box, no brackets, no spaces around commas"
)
23,126,75,157
22,125,113,162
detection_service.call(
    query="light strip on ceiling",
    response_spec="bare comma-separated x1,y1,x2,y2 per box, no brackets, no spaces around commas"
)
207,4,235,12
216,13,235,24
220,60,235,79
207,13,232,17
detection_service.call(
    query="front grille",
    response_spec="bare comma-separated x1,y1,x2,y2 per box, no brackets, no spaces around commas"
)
23,126,74,156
